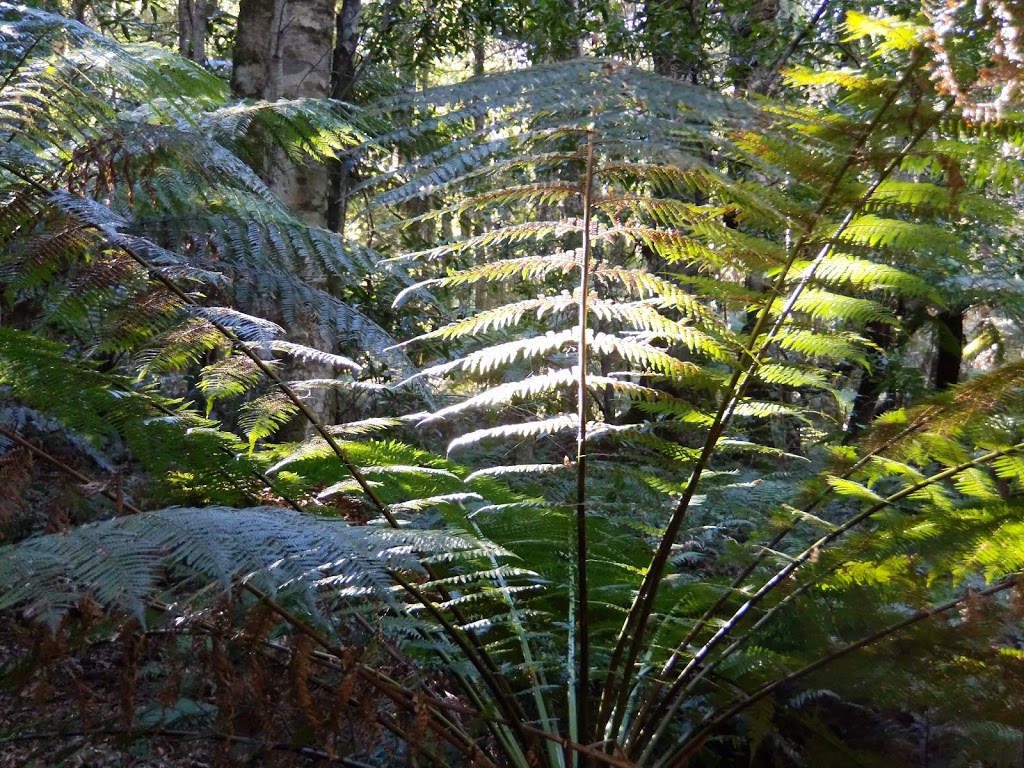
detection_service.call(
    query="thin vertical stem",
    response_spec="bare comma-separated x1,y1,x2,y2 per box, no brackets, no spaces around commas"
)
638,441,1024,763
662,577,1018,768
596,54,930,744
575,126,597,752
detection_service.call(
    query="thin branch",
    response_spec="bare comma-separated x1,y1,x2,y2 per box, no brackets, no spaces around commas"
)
759,0,832,95
0,426,143,515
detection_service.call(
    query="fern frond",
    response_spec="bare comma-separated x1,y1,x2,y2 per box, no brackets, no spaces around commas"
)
392,253,581,308
410,330,577,380
0,506,506,626
404,296,579,343
792,254,938,298
238,393,300,449
783,289,896,325
447,416,577,453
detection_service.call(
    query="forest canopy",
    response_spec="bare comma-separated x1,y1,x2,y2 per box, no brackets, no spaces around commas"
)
3,1,1024,766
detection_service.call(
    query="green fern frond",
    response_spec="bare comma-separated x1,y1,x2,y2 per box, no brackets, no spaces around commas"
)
791,254,937,298
0,506,505,626
392,253,581,308
238,393,300,449
837,214,960,255
783,289,896,325
410,329,577,380
447,415,577,453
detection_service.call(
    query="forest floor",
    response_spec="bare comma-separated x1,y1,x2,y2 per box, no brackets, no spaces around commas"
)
0,622,214,767
0,611,374,768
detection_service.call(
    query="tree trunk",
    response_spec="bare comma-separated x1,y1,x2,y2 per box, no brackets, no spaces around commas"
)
232,0,338,433
231,0,273,98
177,0,211,63
326,0,362,234
844,322,893,443
933,307,965,390
232,0,332,225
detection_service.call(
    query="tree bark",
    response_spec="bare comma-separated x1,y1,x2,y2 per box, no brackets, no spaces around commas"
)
232,0,338,433
231,0,272,98
177,0,211,63
326,0,362,234
933,307,965,390
844,322,893,443
232,0,333,225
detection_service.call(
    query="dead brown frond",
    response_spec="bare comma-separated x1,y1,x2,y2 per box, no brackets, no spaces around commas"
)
0,446,32,526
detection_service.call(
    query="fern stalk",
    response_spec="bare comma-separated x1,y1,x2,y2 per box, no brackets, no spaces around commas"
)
466,513,567,768
0,164,395,519
575,126,597,751
0,27,51,93
129,244,537,753
636,440,1024,761
390,572,536,768
0,426,143,515
0,426,495,765
662,576,1020,768
624,320,959,750
597,52,931,744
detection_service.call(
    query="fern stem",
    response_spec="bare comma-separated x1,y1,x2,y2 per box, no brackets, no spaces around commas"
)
119,242,539,763
638,441,1024,761
346,660,639,768
662,576,1019,768
575,125,597,751
0,426,142,515
597,53,932,744
0,28,53,94
624,396,942,749
390,571,537,767
0,161,539,762
466,514,567,768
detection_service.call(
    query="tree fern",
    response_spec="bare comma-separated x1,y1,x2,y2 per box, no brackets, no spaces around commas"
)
349,12,1024,765
4,8,1024,768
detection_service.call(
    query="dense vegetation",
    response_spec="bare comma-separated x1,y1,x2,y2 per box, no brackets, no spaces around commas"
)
4,1,1024,766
